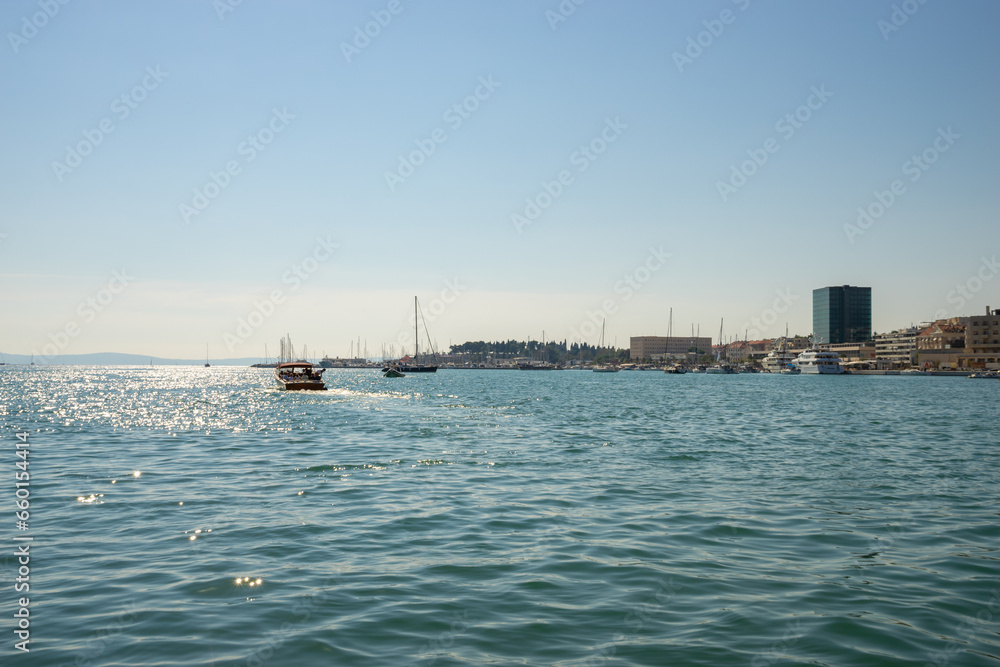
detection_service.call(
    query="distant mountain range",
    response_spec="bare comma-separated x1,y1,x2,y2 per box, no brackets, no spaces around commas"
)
0,352,268,366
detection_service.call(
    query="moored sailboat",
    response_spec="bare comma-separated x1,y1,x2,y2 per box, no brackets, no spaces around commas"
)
591,319,618,372
706,319,736,374
520,330,558,370
398,297,438,373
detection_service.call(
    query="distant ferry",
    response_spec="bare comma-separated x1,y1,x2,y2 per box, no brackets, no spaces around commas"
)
794,348,844,374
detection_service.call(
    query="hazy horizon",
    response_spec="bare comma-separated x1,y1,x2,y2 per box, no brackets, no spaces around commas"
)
3,0,998,359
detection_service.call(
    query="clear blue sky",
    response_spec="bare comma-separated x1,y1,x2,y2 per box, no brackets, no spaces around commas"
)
2,0,998,359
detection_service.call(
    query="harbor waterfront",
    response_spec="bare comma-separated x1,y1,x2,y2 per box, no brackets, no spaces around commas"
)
3,366,1000,665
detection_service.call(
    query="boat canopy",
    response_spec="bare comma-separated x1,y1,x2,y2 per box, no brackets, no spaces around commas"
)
277,362,314,369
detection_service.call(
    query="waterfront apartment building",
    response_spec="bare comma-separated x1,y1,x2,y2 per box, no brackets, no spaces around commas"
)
917,319,967,351
630,336,712,361
774,335,812,352
914,319,966,369
813,285,872,344
722,340,771,363
825,342,877,364
960,307,1000,369
874,327,920,367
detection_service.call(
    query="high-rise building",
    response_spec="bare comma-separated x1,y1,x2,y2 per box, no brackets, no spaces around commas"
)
812,285,872,344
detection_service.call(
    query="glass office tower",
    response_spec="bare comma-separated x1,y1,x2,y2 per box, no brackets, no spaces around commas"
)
813,286,872,344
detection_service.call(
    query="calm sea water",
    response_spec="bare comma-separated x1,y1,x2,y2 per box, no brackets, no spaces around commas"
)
2,366,999,666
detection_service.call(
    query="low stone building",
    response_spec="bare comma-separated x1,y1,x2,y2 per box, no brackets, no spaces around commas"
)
630,336,712,361
825,341,877,364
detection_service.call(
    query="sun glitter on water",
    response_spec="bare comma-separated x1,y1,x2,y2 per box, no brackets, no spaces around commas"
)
184,528,212,541
235,577,263,587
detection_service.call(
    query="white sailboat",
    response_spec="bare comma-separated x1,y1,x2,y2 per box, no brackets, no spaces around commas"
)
593,319,618,372
664,308,688,373
706,319,736,374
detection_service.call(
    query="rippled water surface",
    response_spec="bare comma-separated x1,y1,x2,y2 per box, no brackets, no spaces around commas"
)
2,366,999,665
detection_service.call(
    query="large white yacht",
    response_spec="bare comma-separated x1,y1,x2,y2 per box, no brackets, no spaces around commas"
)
794,347,844,374
762,349,798,373
705,363,737,374
764,328,798,373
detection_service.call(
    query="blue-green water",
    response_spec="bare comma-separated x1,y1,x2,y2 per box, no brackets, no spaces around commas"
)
2,367,999,666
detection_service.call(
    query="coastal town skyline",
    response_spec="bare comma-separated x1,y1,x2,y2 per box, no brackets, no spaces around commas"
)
4,276,995,362
2,1,998,358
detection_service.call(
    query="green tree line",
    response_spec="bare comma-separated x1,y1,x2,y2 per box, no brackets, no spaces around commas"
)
448,340,629,364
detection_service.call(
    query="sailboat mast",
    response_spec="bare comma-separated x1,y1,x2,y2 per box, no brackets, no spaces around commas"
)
717,318,724,362
414,296,419,361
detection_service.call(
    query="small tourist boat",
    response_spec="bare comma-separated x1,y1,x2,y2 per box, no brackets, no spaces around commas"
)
383,367,405,378
274,362,326,390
